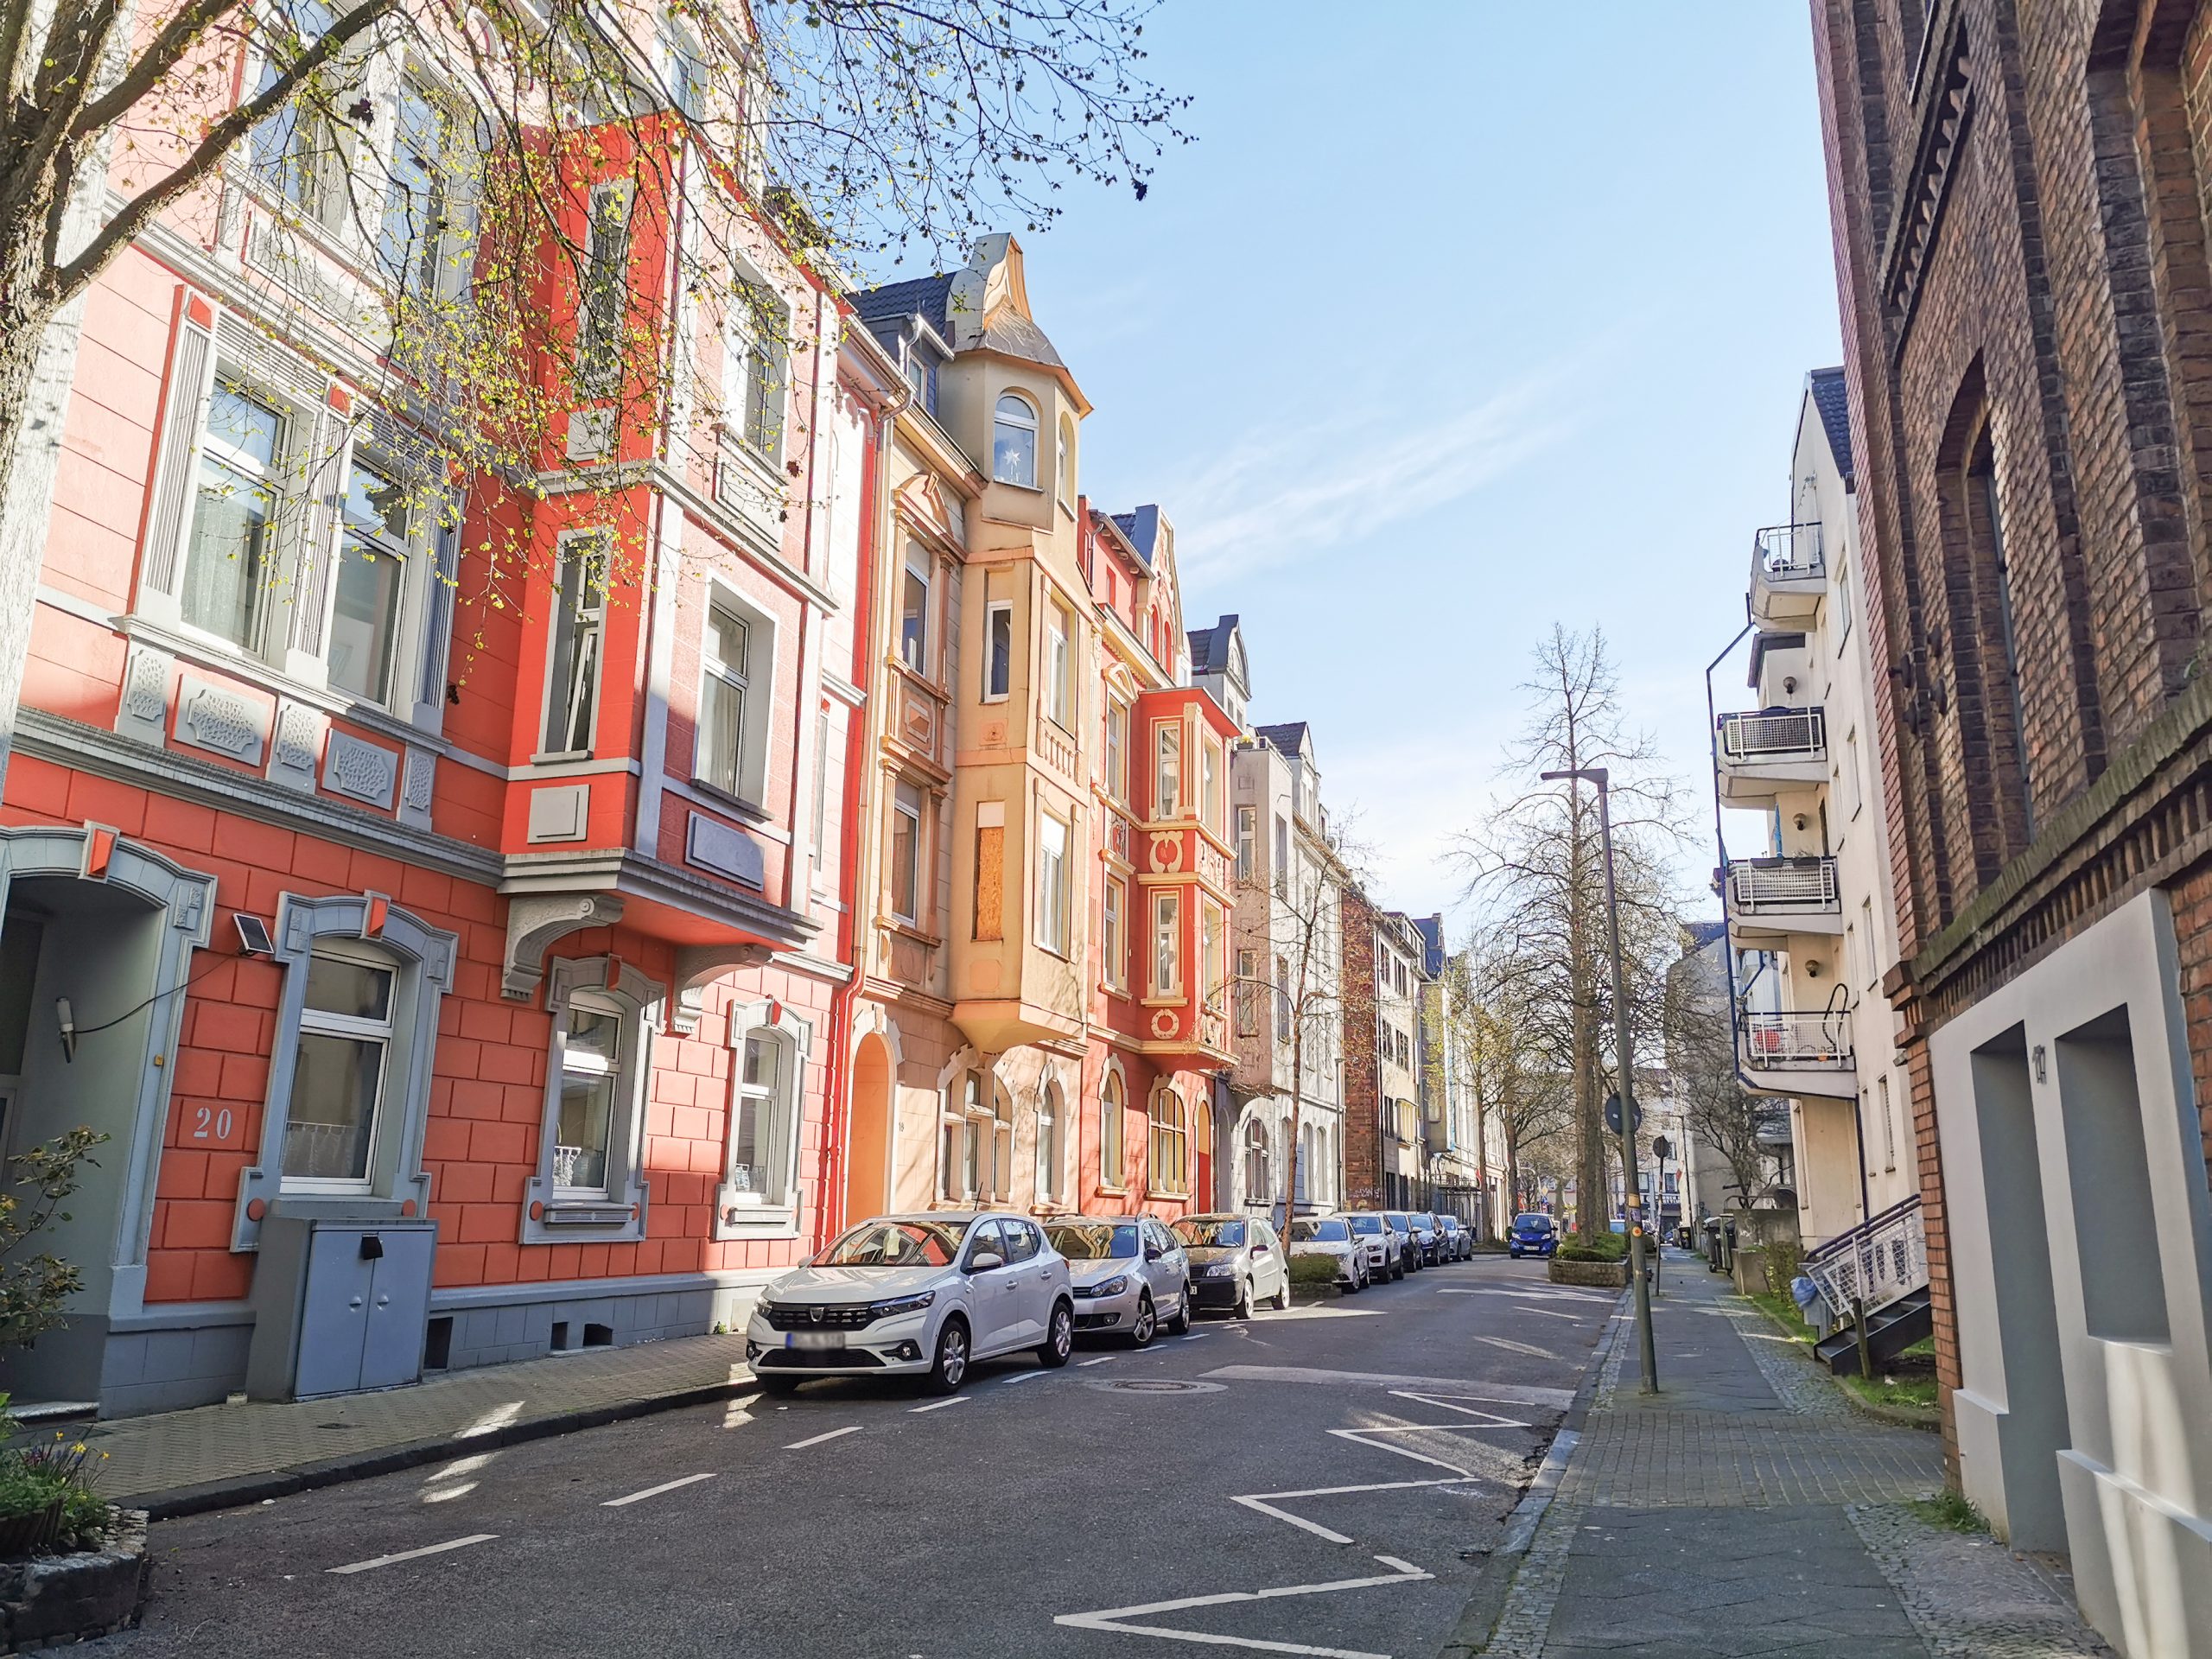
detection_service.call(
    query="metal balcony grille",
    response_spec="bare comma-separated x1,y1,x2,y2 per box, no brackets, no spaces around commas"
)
1738,1009,1853,1070
1753,523,1824,580
1727,858,1840,915
1717,707,1827,764
1804,1197,1927,1316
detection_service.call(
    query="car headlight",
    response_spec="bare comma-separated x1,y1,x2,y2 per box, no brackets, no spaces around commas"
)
1204,1263,1235,1279
868,1290,937,1319
1090,1274,1129,1298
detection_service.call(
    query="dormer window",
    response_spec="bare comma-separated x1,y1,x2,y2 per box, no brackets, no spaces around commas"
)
994,392,1038,488
905,340,940,418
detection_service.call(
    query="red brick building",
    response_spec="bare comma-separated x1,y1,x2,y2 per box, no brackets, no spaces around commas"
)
1815,1,2212,1646
0,76,875,1412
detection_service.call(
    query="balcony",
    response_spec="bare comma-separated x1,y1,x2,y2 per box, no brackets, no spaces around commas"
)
1715,706,1827,804
1738,1010,1858,1100
1725,855,1843,943
1750,523,1826,626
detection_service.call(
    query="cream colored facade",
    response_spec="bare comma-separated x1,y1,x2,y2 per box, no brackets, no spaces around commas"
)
1719,370,1915,1252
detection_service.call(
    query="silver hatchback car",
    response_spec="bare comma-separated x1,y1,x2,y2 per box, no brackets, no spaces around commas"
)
1173,1213,1293,1318
1046,1216,1192,1346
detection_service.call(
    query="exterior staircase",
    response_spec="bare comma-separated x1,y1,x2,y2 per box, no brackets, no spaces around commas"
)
1814,1283,1932,1376
1800,1196,1931,1376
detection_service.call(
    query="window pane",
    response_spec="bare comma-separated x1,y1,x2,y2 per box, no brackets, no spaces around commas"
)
744,1034,779,1090
987,606,1012,699
1155,726,1180,818
544,542,605,753
304,955,393,1021
555,1070,614,1190
283,1032,383,1181
329,534,404,702
183,459,274,648
209,387,283,465
566,1007,620,1068
577,188,632,397
702,672,743,795
992,407,1036,486
900,566,928,671
890,798,918,921
709,606,749,677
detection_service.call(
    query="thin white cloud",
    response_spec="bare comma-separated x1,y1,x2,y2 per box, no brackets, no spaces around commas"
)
1170,369,1579,582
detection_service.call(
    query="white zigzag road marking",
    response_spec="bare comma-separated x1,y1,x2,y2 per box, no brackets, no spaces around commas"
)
1053,1554,1433,1656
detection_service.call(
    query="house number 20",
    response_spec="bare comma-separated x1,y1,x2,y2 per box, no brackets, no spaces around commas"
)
191,1107,235,1142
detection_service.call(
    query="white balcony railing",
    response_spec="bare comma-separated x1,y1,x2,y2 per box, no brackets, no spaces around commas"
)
1738,1009,1853,1071
1717,706,1827,766
1726,856,1840,917
1804,1196,1927,1317
1753,522,1824,581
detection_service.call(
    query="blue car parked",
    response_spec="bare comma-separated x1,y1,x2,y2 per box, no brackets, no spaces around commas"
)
1508,1212,1558,1258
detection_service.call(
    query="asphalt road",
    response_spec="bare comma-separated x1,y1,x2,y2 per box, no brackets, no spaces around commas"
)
88,1255,1613,1659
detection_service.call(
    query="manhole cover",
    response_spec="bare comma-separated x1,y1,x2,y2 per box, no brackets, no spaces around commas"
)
1087,1378,1225,1395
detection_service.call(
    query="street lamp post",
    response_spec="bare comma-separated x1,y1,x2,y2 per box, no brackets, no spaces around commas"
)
1541,765,1660,1394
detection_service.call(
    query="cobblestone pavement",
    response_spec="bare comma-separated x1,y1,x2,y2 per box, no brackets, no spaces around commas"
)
1460,1251,2111,1657
85,1332,753,1502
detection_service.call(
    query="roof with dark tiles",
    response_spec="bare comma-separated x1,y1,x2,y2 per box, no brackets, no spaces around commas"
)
1808,367,1854,487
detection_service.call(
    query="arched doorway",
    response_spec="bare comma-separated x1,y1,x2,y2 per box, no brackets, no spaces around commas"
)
844,1032,894,1223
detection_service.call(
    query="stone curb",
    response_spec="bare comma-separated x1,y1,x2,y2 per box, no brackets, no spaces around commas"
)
134,1375,762,1521
1437,1281,1634,1657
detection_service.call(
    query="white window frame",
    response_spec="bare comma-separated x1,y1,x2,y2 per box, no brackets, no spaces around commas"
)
575,181,635,400
376,71,479,302
984,600,1013,702
1057,413,1077,507
1235,806,1255,885
524,957,660,1243
328,453,424,710
1036,1081,1063,1205
1147,1084,1187,1198
993,391,1039,488
1043,594,1074,730
1102,874,1126,990
1154,721,1182,820
1105,698,1129,802
890,780,925,927
721,277,790,466
715,998,812,1236
695,582,776,805
1036,808,1070,957
1200,737,1223,836
283,938,397,1196
1099,1065,1127,1192
540,530,610,759
1152,888,1181,996
899,543,932,676
1236,947,1259,1037
179,379,296,658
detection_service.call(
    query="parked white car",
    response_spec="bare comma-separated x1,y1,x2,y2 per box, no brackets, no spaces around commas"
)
747,1212,1073,1394
1337,1211,1407,1281
1286,1216,1368,1292
1172,1213,1292,1318
1046,1216,1192,1346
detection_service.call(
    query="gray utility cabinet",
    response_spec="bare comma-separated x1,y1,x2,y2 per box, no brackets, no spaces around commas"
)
246,1214,438,1401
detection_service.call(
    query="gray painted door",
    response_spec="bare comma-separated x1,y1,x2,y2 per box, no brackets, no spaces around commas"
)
296,1229,378,1399
359,1230,435,1390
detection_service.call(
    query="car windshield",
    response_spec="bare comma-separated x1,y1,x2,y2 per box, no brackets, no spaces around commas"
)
1289,1219,1349,1243
815,1220,963,1268
1046,1221,1141,1260
1384,1213,1410,1228
1344,1214,1382,1235
1515,1214,1554,1232
1439,1217,1459,1230
1173,1217,1247,1249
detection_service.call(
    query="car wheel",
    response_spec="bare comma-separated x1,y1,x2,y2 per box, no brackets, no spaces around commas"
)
1344,1266,1361,1294
927,1317,971,1395
1233,1278,1254,1320
1037,1300,1075,1367
1273,1273,1293,1311
1130,1294,1157,1349
757,1372,800,1396
1166,1284,1192,1335
1391,1258,1406,1281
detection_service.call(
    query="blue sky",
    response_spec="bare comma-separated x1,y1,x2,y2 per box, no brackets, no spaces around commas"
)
1012,3,1840,930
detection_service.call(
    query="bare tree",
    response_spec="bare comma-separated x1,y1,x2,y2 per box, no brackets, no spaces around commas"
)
1665,937,1783,1215
0,0,1190,787
1452,943,1570,1236
1455,626,1690,1239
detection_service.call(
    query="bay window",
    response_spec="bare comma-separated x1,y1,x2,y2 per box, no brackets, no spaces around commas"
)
1201,738,1222,836
542,533,608,755
1202,903,1224,1016
1152,889,1180,996
993,392,1039,487
698,591,773,803
1036,810,1070,956
1044,596,1073,728
181,387,286,651
900,546,931,673
1105,700,1128,801
890,781,924,925
1102,875,1125,989
329,461,408,703
1154,722,1181,819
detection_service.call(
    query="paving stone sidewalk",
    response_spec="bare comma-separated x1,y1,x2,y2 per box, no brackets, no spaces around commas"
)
1464,1252,2112,1658
79,1332,756,1516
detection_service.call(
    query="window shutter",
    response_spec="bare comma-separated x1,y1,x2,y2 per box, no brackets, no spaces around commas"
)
138,296,219,603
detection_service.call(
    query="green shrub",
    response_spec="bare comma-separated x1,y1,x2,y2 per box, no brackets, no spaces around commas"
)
1287,1254,1340,1287
0,1402,111,1555
1766,1236,1806,1300
1557,1230,1628,1262
1910,1489,1986,1535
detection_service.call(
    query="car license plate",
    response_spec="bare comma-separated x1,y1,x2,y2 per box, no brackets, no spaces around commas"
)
787,1331,845,1351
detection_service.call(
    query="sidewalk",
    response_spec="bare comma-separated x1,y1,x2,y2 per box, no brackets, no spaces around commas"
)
1459,1252,2112,1658
79,1332,757,1518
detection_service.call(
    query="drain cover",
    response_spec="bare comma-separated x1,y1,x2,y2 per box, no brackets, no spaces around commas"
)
1087,1378,1226,1395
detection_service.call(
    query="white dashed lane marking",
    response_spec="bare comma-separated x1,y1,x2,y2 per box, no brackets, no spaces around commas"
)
908,1395,970,1414
1077,1356,1116,1367
601,1472,715,1507
784,1426,863,1450
328,1535,497,1574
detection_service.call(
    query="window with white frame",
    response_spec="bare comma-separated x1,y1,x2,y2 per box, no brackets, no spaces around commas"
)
377,76,474,298
1273,815,1288,897
1100,1068,1126,1189
575,182,634,398
247,0,346,229
328,461,410,704
993,392,1039,487
1201,902,1224,1019
1154,722,1181,819
543,534,608,754
1200,738,1222,836
1275,954,1292,1036
984,600,1013,702
939,1076,978,1202
1102,874,1125,989
524,957,658,1242
1057,413,1076,505
283,944,396,1191
1105,699,1129,801
900,545,931,673
699,593,772,802
728,1025,798,1209
890,781,924,926
1242,1116,1268,1205
810,705,831,877
1147,1084,1186,1195
721,282,789,465
551,996,625,1194
1043,595,1073,728
1236,948,1259,1036
1152,889,1180,995
1036,1082,1063,1204
1235,807,1255,884
1036,810,1070,956
181,386,288,651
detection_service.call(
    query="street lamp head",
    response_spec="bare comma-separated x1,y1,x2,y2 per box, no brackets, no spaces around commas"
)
1540,766,1610,787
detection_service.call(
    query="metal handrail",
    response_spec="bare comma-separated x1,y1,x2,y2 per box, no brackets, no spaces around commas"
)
1726,856,1840,915
1738,1008,1854,1070
1716,706,1827,764
1802,1195,1927,1316
1753,522,1825,580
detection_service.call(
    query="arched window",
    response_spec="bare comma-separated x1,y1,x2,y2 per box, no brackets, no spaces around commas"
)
1057,413,1076,504
941,1071,993,1202
993,392,1038,488
1147,1084,1187,1196
1099,1069,1125,1189
1036,1081,1063,1205
991,1077,1014,1199
1242,1116,1268,1209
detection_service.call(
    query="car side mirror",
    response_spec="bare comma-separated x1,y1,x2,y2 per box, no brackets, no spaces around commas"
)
968,1251,1005,1274
1143,1244,1163,1262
